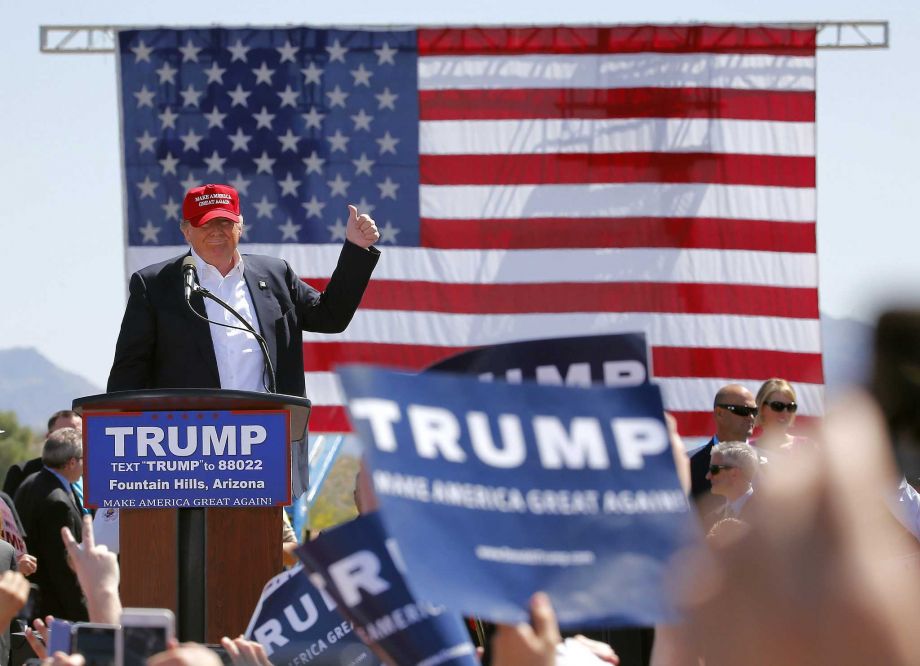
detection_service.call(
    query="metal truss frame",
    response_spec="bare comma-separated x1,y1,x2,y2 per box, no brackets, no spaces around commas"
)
39,21,889,54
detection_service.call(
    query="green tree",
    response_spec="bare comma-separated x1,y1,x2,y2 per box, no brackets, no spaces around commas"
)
309,454,360,533
0,412,38,487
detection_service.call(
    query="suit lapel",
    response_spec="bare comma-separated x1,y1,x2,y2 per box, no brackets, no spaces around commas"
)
69,487,83,516
242,257,280,382
42,469,80,518
177,254,221,385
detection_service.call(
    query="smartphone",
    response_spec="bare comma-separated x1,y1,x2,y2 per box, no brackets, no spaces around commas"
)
117,608,175,666
71,623,118,666
47,618,73,656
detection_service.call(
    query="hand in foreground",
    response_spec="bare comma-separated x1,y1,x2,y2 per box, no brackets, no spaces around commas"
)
17,553,37,576
61,515,121,624
345,204,380,248
491,592,560,666
664,411,691,496
45,653,85,665
147,642,222,666
0,570,29,628
221,635,272,665
24,615,52,660
572,635,620,664
677,392,920,666
148,637,269,666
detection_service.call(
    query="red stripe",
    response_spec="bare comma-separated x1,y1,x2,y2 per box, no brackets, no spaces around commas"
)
418,217,816,252
310,406,352,433
652,347,824,383
304,280,818,317
302,343,823,385
305,342,469,372
419,88,815,122
418,26,816,56
420,153,814,188
308,406,820,437
670,412,715,439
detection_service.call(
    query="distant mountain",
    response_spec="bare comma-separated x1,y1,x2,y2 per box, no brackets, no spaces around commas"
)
820,313,874,396
0,347,102,431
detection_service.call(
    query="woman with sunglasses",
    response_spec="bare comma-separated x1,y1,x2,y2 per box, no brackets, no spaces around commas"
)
752,378,809,453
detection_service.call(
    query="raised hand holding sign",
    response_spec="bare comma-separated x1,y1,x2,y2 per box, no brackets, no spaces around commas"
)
346,204,380,248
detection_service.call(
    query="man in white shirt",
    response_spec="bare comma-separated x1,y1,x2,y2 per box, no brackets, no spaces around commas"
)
108,183,380,500
108,182,379,397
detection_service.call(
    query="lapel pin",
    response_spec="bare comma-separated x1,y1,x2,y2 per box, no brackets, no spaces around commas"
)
258,280,267,290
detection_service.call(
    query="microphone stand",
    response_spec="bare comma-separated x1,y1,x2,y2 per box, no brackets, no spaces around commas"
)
184,285,277,394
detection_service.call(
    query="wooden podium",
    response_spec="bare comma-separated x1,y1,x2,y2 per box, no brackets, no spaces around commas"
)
73,389,310,643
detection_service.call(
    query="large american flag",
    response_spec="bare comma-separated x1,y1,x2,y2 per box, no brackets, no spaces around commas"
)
117,25,820,438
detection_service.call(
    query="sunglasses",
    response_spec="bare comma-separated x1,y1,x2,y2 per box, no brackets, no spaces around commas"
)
717,404,758,418
709,464,735,475
766,401,798,413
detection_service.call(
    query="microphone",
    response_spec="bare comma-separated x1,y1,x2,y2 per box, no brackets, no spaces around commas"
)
181,263,278,393
182,256,198,300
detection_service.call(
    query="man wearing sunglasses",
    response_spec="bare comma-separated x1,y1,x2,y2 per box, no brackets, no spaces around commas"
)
689,384,757,514
703,441,760,531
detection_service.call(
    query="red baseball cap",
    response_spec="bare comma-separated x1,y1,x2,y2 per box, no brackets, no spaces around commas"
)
182,183,242,227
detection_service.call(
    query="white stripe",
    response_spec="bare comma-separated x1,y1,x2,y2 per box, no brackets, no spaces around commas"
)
126,246,817,287
657,378,823,416
418,53,815,91
305,372,348,405
420,183,814,222
420,118,814,157
302,311,822,353
305,371,823,416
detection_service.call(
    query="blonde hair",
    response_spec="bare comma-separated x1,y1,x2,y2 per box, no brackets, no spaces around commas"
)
755,378,797,427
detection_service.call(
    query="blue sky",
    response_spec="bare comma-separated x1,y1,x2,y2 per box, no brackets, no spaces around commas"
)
0,0,916,387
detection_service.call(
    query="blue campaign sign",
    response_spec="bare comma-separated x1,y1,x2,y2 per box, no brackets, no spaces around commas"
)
245,564,379,666
426,333,652,387
297,512,478,666
83,410,291,509
338,366,700,629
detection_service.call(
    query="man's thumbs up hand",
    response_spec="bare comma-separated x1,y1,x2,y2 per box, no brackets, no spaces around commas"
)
345,205,380,249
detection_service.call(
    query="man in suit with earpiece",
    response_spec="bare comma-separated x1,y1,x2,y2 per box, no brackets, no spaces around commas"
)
14,428,86,621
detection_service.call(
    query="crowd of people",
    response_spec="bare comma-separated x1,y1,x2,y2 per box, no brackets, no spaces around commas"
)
4,357,920,665
480,363,920,665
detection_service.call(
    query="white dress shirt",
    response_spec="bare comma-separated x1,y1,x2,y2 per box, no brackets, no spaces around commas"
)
725,485,754,517
191,248,265,392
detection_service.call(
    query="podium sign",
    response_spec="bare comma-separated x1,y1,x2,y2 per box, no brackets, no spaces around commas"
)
83,410,291,509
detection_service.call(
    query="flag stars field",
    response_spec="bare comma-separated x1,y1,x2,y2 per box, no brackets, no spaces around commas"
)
122,29,417,266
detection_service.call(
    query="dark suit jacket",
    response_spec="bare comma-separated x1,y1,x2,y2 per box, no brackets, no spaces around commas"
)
689,437,726,517
107,242,379,396
689,438,716,499
13,469,86,621
2,458,42,500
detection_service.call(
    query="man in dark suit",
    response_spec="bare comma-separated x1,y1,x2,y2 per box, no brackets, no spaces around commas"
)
13,428,87,621
702,440,760,533
689,384,757,515
3,410,82,500
107,183,379,398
